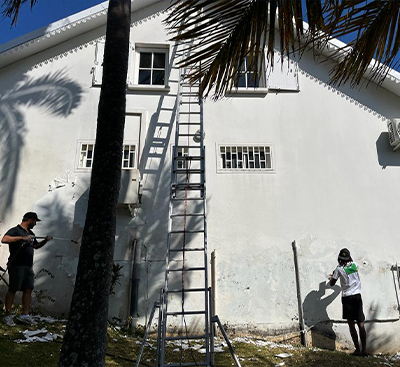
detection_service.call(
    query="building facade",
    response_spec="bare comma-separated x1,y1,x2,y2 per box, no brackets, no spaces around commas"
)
1,0,400,353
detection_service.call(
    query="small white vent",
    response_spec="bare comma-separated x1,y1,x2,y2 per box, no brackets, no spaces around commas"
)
387,118,400,151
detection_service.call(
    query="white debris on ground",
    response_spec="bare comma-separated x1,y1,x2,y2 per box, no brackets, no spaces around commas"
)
14,328,63,343
275,353,292,358
390,352,400,361
233,337,295,350
33,316,67,324
274,362,285,367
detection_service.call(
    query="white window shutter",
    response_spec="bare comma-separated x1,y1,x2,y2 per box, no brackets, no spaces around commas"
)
266,51,299,91
126,43,135,86
93,41,105,85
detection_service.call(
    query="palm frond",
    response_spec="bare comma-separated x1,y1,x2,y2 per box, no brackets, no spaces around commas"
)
1,0,37,26
0,103,22,216
166,0,326,100
2,72,83,116
324,0,400,86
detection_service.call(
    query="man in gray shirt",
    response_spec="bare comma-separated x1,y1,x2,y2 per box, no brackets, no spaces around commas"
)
1,212,52,326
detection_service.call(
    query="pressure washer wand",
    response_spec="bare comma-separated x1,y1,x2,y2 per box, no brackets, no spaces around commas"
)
32,236,79,244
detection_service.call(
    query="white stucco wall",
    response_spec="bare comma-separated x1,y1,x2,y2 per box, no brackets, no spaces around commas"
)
1,0,400,353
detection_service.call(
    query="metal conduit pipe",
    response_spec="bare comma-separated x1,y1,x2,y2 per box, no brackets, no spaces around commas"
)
130,239,140,330
292,240,306,346
211,250,217,335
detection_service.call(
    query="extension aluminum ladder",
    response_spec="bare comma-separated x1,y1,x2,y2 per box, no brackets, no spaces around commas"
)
158,67,209,367
136,52,241,367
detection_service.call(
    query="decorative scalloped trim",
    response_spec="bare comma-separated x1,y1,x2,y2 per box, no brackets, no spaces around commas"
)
0,9,108,59
25,9,168,71
299,68,390,122
1,7,169,62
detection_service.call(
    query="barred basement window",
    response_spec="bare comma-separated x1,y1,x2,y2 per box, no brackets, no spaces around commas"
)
78,143,136,169
219,145,273,171
177,147,188,169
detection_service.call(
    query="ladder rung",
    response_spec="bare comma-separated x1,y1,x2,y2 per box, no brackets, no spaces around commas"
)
172,184,204,191
179,111,201,114
180,92,199,96
166,287,206,293
169,247,205,252
164,334,206,341
168,267,205,272
174,169,204,173
170,213,204,217
170,230,204,234
178,133,201,137
178,122,201,125
180,101,200,105
172,197,204,201
166,310,206,316
161,363,208,367
174,156,203,161
176,145,202,148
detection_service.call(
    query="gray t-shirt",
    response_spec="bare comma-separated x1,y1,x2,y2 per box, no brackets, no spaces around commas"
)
333,261,362,297
4,225,37,267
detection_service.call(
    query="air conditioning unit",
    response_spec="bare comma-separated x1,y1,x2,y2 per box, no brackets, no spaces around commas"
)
118,169,140,205
387,118,400,151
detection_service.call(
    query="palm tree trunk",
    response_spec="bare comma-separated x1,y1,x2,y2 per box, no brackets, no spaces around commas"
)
58,1,131,366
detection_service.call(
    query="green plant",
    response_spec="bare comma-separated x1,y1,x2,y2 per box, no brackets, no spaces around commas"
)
110,262,124,295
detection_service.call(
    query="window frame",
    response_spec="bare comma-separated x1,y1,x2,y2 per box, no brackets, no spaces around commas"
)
216,144,275,174
129,44,170,91
230,53,268,95
76,141,138,171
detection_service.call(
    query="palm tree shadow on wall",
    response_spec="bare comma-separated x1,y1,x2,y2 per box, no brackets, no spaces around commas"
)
303,281,341,350
0,71,83,219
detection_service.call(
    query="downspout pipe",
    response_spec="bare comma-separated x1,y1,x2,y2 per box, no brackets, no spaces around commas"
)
130,239,140,329
292,240,306,346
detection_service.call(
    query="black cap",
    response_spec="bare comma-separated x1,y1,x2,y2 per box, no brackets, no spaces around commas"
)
22,212,41,222
338,248,351,261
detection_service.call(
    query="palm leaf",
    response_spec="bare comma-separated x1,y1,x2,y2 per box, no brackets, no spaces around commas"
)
1,0,37,26
0,103,22,216
166,0,327,100
323,0,400,86
2,72,83,116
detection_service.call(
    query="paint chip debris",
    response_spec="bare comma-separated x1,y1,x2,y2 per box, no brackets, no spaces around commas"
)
275,353,292,359
14,328,62,343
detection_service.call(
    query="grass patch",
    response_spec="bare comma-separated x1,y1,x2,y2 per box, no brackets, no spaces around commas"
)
1,317,400,366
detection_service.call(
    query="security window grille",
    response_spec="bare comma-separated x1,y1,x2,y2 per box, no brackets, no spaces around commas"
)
138,51,166,85
177,147,188,169
235,55,262,88
79,144,136,169
220,146,272,170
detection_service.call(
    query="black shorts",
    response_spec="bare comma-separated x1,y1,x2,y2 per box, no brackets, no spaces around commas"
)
8,266,34,292
342,294,365,322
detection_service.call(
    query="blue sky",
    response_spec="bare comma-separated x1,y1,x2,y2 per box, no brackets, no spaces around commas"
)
0,0,104,46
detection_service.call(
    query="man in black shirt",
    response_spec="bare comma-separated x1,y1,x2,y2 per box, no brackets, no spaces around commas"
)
1,212,52,326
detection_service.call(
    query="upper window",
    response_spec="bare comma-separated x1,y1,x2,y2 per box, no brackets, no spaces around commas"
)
234,54,266,90
78,143,136,170
133,46,169,87
218,145,273,172
138,51,166,85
